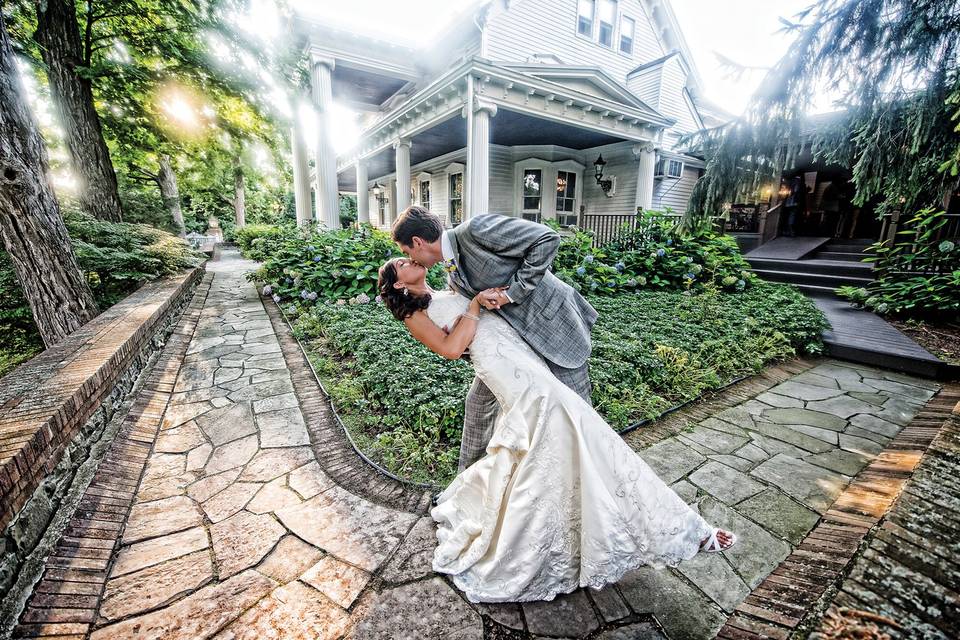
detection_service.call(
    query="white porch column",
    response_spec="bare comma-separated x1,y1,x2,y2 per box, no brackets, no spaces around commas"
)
355,161,369,224
291,126,312,227
310,55,340,229
466,97,497,218
633,143,657,212
394,139,412,213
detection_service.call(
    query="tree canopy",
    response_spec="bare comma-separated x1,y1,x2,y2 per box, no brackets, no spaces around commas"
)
4,0,301,232
688,0,960,218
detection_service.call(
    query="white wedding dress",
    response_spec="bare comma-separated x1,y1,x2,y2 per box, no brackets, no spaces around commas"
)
427,291,714,603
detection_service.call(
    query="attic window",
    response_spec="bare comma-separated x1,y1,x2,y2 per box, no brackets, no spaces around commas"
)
597,0,617,47
577,0,595,37
619,16,635,55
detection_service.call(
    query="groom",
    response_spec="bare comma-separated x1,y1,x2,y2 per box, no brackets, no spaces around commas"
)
392,206,598,471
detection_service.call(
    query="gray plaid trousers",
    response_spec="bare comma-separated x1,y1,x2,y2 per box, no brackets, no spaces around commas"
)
458,361,592,472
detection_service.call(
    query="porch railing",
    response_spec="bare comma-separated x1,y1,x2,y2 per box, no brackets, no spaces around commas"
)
875,211,960,275
578,211,722,247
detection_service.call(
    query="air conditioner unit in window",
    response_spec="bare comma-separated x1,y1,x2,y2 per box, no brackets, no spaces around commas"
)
654,158,684,179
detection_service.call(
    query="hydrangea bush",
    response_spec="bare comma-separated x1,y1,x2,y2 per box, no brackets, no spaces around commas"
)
837,209,960,317
550,212,756,295
246,217,825,484
246,224,446,305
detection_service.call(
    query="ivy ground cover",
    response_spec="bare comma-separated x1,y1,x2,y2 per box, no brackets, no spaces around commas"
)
288,282,825,485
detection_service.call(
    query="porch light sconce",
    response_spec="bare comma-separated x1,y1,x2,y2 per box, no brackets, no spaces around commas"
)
593,154,613,195
372,181,385,203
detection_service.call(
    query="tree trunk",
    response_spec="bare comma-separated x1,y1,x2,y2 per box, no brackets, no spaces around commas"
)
0,15,99,347
158,155,185,237
33,0,123,222
233,162,245,228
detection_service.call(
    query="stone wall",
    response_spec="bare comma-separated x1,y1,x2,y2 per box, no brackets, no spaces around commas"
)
0,267,203,598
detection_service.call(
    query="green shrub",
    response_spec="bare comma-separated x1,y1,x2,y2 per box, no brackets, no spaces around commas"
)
550,212,757,295
287,280,825,484
234,224,288,261
0,253,43,377
0,214,204,377
250,224,447,304
837,208,960,317
65,211,205,306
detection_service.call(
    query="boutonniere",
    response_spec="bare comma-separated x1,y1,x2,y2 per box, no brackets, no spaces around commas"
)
443,260,458,273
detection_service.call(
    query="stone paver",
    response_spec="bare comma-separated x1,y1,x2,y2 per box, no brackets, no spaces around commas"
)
88,250,419,639
20,249,941,640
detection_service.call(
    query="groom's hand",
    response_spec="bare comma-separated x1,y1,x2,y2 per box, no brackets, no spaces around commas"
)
478,287,509,310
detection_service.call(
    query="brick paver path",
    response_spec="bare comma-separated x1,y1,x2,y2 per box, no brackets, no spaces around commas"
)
18,248,945,640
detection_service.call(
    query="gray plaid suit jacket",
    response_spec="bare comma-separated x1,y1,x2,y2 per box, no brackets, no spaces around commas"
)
447,214,598,369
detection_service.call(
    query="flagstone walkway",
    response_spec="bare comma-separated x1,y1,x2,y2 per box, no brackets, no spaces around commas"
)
13,248,946,640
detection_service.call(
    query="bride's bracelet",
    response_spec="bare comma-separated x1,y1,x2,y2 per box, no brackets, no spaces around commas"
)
462,311,481,322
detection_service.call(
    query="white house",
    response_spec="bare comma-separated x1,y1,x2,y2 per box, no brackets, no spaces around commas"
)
290,0,725,233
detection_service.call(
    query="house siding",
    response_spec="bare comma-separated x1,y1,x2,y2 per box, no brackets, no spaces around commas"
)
485,0,664,80
581,147,637,215
653,165,700,213
625,65,661,107
490,146,515,215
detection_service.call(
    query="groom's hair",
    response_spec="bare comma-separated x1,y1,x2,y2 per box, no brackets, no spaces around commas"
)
392,206,443,246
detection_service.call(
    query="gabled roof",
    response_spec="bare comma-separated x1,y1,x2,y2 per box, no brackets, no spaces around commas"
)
627,52,681,77
504,64,661,115
639,0,704,95
626,50,695,81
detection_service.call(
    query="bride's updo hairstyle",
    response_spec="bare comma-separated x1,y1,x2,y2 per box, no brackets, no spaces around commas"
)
377,258,431,321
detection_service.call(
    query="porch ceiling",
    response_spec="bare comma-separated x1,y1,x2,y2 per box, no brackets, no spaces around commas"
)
490,108,623,149
333,66,409,109
337,107,626,191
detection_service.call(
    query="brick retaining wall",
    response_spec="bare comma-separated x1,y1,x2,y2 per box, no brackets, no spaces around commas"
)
0,268,202,597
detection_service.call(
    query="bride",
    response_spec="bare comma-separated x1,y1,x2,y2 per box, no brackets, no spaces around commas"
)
377,257,736,603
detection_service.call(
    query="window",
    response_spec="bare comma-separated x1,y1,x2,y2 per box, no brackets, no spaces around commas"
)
577,0,595,37
556,171,578,226
597,0,616,47
419,179,431,210
655,158,684,178
521,169,542,221
449,173,463,225
619,16,634,55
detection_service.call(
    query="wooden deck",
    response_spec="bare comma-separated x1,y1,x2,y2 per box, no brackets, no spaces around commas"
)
812,295,946,378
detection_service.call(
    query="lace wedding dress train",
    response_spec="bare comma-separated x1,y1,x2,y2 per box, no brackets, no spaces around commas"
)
427,291,714,603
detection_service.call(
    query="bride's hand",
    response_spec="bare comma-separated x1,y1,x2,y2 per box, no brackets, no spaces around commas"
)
477,287,508,310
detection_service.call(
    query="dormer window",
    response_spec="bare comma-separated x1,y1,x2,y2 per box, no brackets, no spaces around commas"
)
619,16,635,55
577,0,595,37
597,0,617,47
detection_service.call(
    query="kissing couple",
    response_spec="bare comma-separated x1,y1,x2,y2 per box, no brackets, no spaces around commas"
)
376,206,736,603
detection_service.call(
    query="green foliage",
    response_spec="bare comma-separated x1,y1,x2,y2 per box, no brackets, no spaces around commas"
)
549,214,757,294
0,253,43,378
233,224,290,261
247,225,447,304
287,281,825,484
0,214,202,376
838,209,960,317
339,195,358,227
687,0,960,218
64,211,204,305
293,303,472,484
